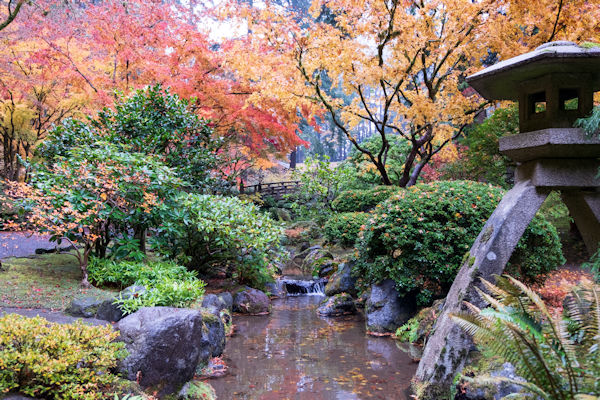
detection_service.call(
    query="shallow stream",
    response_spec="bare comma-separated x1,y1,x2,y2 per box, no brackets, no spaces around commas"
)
211,295,417,399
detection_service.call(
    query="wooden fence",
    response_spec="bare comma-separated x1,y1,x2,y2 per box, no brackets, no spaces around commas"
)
241,181,301,200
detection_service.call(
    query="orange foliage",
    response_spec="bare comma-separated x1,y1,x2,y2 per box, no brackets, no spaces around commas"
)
532,268,594,312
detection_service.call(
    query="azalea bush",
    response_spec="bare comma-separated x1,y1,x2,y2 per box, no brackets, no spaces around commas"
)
324,212,369,248
332,186,400,212
0,314,126,400
152,193,283,288
354,181,565,305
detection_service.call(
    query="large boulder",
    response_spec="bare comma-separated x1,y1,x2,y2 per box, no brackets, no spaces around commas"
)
96,285,146,322
201,292,233,313
457,363,526,400
365,279,415,334
233,288,271,314
117,307,225,397
317,293,357,316
324,262,357,296
65,297,105,318
300,247,334,276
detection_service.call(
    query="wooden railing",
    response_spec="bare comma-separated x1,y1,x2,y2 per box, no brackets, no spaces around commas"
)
241,180,301,199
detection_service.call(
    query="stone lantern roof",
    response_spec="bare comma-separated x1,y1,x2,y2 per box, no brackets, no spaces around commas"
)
467,41,600,101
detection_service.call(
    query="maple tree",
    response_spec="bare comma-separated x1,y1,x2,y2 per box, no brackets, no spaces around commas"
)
225,0,600,186
0,0,307,182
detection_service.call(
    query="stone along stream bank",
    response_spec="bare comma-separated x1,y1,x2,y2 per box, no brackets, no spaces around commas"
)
210,294,417,399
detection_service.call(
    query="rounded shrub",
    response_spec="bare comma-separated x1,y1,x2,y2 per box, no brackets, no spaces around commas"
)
324,212,369,248
0,314,126,399
332,186,400,212
354,180,565,305
152,193,283,288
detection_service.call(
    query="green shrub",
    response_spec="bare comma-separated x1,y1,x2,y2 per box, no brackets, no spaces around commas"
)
0,314,126,400
88,258,197,289
152,193,283,288
116,276,206,315
354,181,565,305
332,186,400,212
324,212,369,248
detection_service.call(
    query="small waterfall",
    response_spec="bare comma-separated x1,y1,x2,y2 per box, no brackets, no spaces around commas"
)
278,277,326,296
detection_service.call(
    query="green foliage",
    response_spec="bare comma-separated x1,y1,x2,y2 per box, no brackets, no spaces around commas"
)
452,276,600,399
354,181,565,305
115,276,206,315
152,193,283,288
394,318,420,343
583,250,600,282
39,85,229,193
0,314,126,400
288,155,353,221
32,141,181,258
87,258,206,315
323,212,369,248
344,135,412,187
332,186,400,212
442,107,518,189
575,106,600,136
87,258,197,289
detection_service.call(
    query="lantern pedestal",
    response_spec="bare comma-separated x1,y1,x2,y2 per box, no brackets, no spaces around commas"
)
415,41,600,397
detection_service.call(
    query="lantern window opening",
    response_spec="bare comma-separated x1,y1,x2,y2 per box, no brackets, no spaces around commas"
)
559,88,580,111
528,91,547,118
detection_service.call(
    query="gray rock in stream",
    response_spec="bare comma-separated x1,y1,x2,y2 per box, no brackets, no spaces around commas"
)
365,279,415,334
233,288,271,314
317,293,357,316
324,262,357,296
117,307,225,397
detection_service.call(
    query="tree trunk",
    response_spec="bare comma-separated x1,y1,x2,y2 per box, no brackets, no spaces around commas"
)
289,149,297,169
80,246,92,288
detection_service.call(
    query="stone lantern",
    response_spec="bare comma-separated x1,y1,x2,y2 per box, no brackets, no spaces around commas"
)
415,41,600,397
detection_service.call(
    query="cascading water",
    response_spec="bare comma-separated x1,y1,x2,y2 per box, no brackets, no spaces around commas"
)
279,277,326,296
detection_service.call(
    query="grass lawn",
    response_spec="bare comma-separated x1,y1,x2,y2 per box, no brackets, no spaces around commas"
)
0,253,117,311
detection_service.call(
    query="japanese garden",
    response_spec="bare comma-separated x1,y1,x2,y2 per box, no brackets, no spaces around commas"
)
0,0,599,399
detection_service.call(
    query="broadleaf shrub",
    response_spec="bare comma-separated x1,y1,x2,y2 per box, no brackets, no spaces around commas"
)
0,314,126,400
152,193,283,288
324,212,369,248
354,181,565,305
332,186,400,212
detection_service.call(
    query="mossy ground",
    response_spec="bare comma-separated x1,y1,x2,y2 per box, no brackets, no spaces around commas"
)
0,253,116,310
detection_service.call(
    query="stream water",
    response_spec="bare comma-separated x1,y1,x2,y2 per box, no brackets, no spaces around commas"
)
211,295,417,400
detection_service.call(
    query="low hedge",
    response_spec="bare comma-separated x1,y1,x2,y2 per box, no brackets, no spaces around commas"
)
324,212,369,248
354,180,565,305
332,186,400,212
0,314,126,399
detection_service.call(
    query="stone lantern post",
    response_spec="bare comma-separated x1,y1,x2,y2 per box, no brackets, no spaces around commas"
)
414,41,600,397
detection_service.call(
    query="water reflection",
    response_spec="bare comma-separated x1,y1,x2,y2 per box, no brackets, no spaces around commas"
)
211,296,417,399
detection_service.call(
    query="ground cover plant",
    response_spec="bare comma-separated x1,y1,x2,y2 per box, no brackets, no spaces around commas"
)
87,258,206,314
355,180,565,305
0,254,116,310
0,314,126,399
